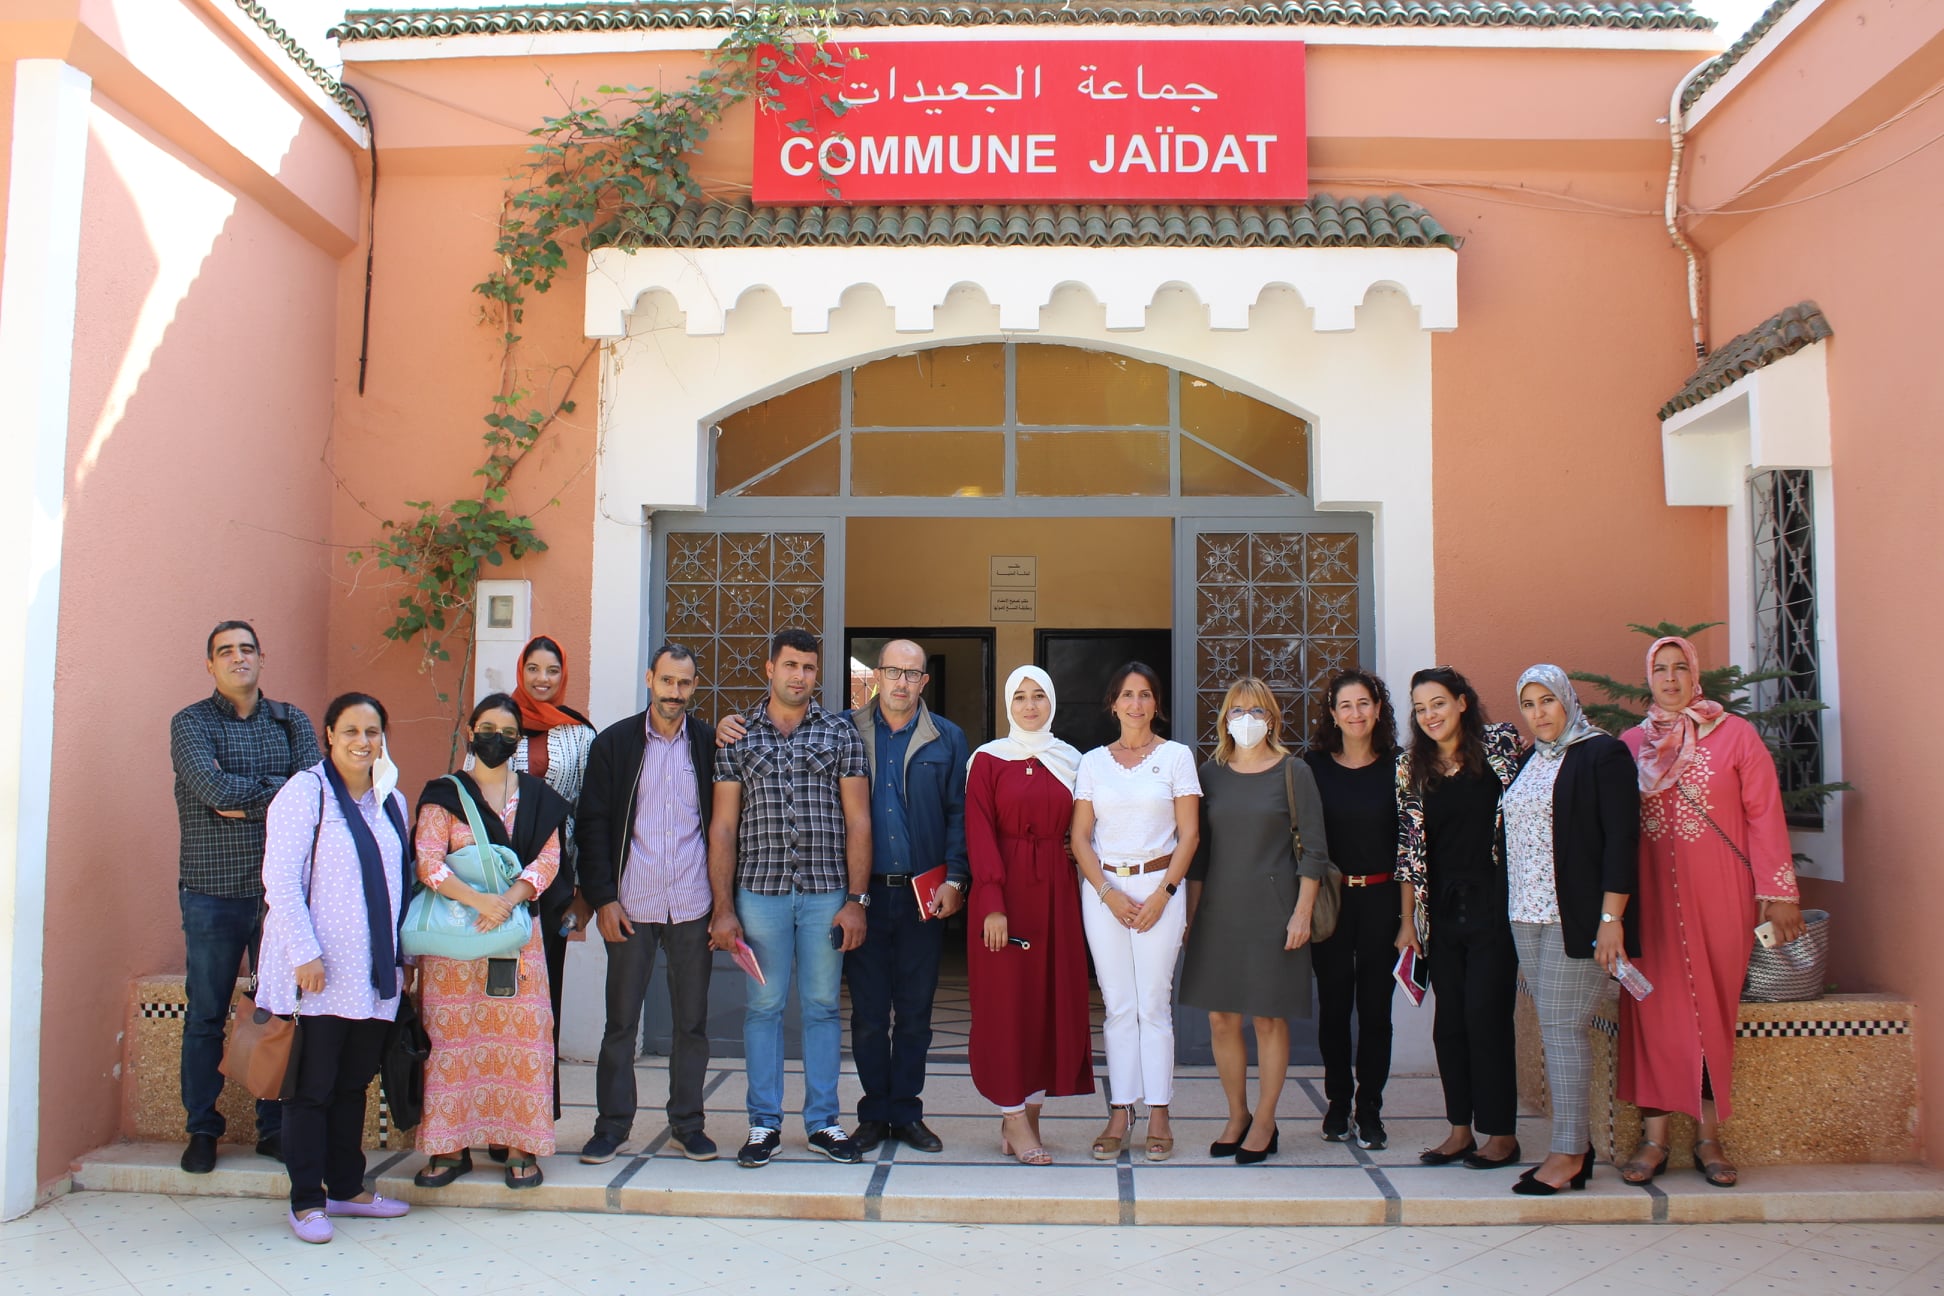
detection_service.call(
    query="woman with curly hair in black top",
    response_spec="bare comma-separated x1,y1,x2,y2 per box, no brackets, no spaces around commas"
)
1396,666,1526,1171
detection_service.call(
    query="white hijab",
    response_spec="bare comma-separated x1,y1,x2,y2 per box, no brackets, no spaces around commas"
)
972,665,1081,790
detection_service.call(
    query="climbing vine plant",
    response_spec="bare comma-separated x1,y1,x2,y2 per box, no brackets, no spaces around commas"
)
349,6,845,693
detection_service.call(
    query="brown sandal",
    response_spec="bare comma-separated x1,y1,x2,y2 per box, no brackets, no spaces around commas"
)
1617,1138,1668,1184
1092,1104,1133,1161
1693,1138,1738,1188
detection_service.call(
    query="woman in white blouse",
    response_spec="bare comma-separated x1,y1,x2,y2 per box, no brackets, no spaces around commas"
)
1069,662,1202,1162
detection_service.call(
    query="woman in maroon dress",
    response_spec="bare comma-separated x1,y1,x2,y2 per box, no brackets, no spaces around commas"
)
967,665,1093,1164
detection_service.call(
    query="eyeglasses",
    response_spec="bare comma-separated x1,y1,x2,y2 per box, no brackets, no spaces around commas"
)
1227,706,1269,720
877,666,927,683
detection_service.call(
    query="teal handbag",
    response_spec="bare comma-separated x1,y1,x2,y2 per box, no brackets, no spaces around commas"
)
399,775,532,959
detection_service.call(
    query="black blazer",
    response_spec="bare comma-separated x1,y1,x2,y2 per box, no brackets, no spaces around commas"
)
576,710,717,911
1514,732,1642,959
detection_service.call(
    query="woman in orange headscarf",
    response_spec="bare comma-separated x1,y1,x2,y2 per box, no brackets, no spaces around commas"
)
1615,636,1802,1189
468,635,597,1117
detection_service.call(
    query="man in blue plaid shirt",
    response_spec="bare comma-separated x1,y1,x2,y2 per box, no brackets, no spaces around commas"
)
168,621,319,1175
708,628,872,1168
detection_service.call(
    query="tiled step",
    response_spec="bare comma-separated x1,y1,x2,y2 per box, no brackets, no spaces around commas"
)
69,1142,1944,1228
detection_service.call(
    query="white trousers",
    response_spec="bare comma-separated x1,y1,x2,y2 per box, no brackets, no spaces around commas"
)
1080,870,1187,1107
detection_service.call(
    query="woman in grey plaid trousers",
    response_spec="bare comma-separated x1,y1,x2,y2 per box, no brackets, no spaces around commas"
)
1502,665,1641,1195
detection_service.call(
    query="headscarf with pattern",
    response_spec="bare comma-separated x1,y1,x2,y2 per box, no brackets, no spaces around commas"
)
1634,635,1725,794
1514,663,1602,760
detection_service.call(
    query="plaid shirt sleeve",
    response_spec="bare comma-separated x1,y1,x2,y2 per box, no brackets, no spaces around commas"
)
837,724,868,780
170,708,282,815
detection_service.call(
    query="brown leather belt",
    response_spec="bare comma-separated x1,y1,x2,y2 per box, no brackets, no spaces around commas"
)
1343,873,1394,887
1106,855,1172,878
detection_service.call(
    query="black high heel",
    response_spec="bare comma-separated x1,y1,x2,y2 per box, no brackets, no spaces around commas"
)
1511,1147,1594,1196
1209,1116,1253,1159
1234,1124,1279,1165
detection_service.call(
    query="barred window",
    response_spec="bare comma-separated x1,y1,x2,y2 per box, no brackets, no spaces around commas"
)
1750,469,1823,830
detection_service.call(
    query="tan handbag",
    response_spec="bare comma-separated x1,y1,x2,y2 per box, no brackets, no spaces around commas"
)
1285,757,1343,942
219,775,322,1101
220,998,302,1101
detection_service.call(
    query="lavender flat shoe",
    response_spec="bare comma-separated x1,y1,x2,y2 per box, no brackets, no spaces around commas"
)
326,1193,410,1218
288,1209,334,1244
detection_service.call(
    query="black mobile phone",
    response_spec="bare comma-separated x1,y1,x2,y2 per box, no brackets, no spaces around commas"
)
829,924,845,951
485,957,519,997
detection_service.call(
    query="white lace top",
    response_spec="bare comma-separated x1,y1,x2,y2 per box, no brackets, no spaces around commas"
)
1503,752,1563,924
1073,741,1202,866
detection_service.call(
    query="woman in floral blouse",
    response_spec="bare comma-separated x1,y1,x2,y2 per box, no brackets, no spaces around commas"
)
1396,666,1524,1171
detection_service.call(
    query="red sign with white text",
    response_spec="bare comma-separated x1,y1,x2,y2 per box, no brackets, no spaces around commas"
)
754,40,1306,204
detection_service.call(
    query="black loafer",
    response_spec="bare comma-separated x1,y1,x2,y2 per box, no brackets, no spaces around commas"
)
255,1133,284,1163
1419,1139,1476,1166
180,1134,218,1175
892,1121,943,1154
414,1149,474,1188
1464,1140,1522,1170
850,1120,891,1154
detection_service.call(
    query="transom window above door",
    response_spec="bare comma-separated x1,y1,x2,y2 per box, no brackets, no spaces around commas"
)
712,343,1311,501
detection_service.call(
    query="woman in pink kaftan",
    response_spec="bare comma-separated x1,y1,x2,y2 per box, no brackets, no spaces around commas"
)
1615,636,1802,1188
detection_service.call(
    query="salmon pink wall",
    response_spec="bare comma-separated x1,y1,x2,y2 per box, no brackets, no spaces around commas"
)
1688,1,1944,1160
1412,172,1725,706
39,91,343,1183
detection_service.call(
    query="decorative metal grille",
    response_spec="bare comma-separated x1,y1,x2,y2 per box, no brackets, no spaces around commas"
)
1195,532,1362,749
663,531,825,722
1750,469,1823,829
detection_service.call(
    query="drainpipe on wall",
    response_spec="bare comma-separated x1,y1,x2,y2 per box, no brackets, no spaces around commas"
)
1667,59,1718,362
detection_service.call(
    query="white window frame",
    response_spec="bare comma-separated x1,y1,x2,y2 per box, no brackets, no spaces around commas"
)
1659,341,1843,879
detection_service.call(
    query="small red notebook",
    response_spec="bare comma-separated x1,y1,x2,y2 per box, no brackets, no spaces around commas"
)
1393,948,1429,1007
910,864,949,920
732,937,766,986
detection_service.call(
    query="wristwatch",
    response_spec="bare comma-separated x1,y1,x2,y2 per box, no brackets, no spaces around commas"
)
942,879,966,893
847,892,872,908
1164,882,1179,895
1600,911,1617,924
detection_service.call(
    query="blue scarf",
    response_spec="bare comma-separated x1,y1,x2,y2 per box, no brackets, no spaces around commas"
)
322,758,410,999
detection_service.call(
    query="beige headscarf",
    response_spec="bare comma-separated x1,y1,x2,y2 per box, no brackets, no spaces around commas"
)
971,665,1081,790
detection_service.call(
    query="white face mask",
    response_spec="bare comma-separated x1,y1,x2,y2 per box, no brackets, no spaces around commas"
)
372,736,399,804
1227,714,1269,749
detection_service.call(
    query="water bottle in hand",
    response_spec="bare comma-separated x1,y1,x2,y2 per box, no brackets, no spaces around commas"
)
1612,955,1654,1002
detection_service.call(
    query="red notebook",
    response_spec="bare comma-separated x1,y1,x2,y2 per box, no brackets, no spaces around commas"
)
1393,948,1429,1007
732,937,766,986
910,864,949,920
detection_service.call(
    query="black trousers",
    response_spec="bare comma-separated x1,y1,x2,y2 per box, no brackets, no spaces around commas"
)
1428,918,1519,1136
284,1014,388,1212
1313,880,1400,1119
542,905,568,1120
846,878,944,1125
594,916,713,1140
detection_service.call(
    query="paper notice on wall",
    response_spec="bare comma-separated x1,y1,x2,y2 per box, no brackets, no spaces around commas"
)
989,591,1037,622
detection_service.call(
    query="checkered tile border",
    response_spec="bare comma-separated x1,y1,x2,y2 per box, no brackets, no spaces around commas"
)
1735,1018,1910,1038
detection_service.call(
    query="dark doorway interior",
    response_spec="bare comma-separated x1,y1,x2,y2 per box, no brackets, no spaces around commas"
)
1035,628,1173,753
844,627,997,747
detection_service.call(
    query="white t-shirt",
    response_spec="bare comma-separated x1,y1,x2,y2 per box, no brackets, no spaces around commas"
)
1073,741,1203,866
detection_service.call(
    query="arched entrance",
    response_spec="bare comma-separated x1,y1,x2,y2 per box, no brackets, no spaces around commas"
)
647,341,1371,752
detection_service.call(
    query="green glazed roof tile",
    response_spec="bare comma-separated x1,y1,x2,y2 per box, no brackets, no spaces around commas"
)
632,194,1457,249
332,2,1713,41
1657,300,1831,420
1680,0,1799,111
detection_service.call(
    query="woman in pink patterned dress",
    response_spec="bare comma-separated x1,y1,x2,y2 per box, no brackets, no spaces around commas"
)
1615,636,1804,1188
411,693,571,1190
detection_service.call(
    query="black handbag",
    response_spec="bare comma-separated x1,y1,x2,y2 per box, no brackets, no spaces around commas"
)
380,993,431,1132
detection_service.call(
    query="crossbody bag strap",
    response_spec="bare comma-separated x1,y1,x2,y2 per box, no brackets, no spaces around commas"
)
1283,756,1301,857
1674,781,1755,878
445,774,513,894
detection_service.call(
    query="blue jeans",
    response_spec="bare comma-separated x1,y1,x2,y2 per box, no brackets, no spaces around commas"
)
180,889,281,1140
738,887,845,1133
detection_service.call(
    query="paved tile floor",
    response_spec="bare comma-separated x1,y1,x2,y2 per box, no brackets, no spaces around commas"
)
7,1192,1944,1295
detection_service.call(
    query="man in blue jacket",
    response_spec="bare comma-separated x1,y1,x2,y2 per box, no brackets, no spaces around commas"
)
847,639,968,1153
